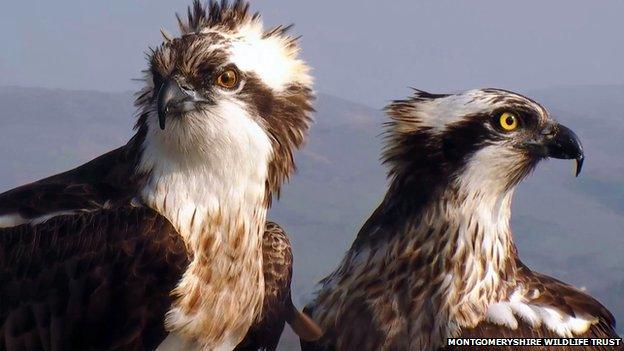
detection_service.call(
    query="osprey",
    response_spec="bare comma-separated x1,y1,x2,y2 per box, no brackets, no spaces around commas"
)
0,1,315,350
302,88,621,351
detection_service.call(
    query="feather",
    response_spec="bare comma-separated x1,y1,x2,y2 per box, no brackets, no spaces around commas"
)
160,28,174,43
235,221,322,351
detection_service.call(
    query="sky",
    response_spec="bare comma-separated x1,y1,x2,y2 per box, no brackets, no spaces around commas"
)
1,0,623,107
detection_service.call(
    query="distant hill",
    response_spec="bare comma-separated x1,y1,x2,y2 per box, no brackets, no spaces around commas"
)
0,86,134,186
0,86,622,347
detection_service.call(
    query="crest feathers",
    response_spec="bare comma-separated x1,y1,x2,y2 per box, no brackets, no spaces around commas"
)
176,0,257,34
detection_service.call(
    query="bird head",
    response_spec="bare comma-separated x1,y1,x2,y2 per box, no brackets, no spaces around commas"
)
383,88,583,197
134,0,313,200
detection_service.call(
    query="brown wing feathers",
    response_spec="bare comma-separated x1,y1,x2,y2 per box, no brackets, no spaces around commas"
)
443,261,622,351
0,206,189,351
516,262,616,329
0,147,141,219
236,221,321,351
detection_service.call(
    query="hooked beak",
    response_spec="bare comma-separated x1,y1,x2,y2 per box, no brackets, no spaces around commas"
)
524,122,585,177
157,79,187,130
156,78,213,130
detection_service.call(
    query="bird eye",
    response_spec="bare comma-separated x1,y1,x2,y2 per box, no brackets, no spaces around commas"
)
215,69,238,89
498,112,519,131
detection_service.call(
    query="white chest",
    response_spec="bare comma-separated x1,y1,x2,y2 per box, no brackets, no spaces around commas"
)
138,102,274,349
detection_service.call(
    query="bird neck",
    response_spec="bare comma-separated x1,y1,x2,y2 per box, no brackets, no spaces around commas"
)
378,166,520,288
429,185,518,330
136,121,273,252
368,180,518,339
312,179,520,350
134,123,273,348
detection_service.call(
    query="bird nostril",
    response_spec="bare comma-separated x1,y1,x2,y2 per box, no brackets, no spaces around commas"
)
171,77,192,92
178,83,193,91
540,125,555,136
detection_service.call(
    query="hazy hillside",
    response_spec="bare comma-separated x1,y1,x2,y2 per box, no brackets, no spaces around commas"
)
0,86,134,186
0,86,622,347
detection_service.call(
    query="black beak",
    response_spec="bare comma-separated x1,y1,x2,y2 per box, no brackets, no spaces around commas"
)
156,78,216,130
157,79,189,130
538,123,585,177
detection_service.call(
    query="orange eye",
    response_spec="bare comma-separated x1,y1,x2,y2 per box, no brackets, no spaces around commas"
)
216,69,238,89
499,112,519,131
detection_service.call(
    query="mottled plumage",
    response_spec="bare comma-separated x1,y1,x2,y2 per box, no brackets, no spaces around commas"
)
0,0,314,349
236,222,322,351
0,205,188,350
439,261,619,351
303,89,620,351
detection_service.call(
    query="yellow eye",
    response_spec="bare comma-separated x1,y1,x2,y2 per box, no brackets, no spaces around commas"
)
216,69,238,89
499,112,519,131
